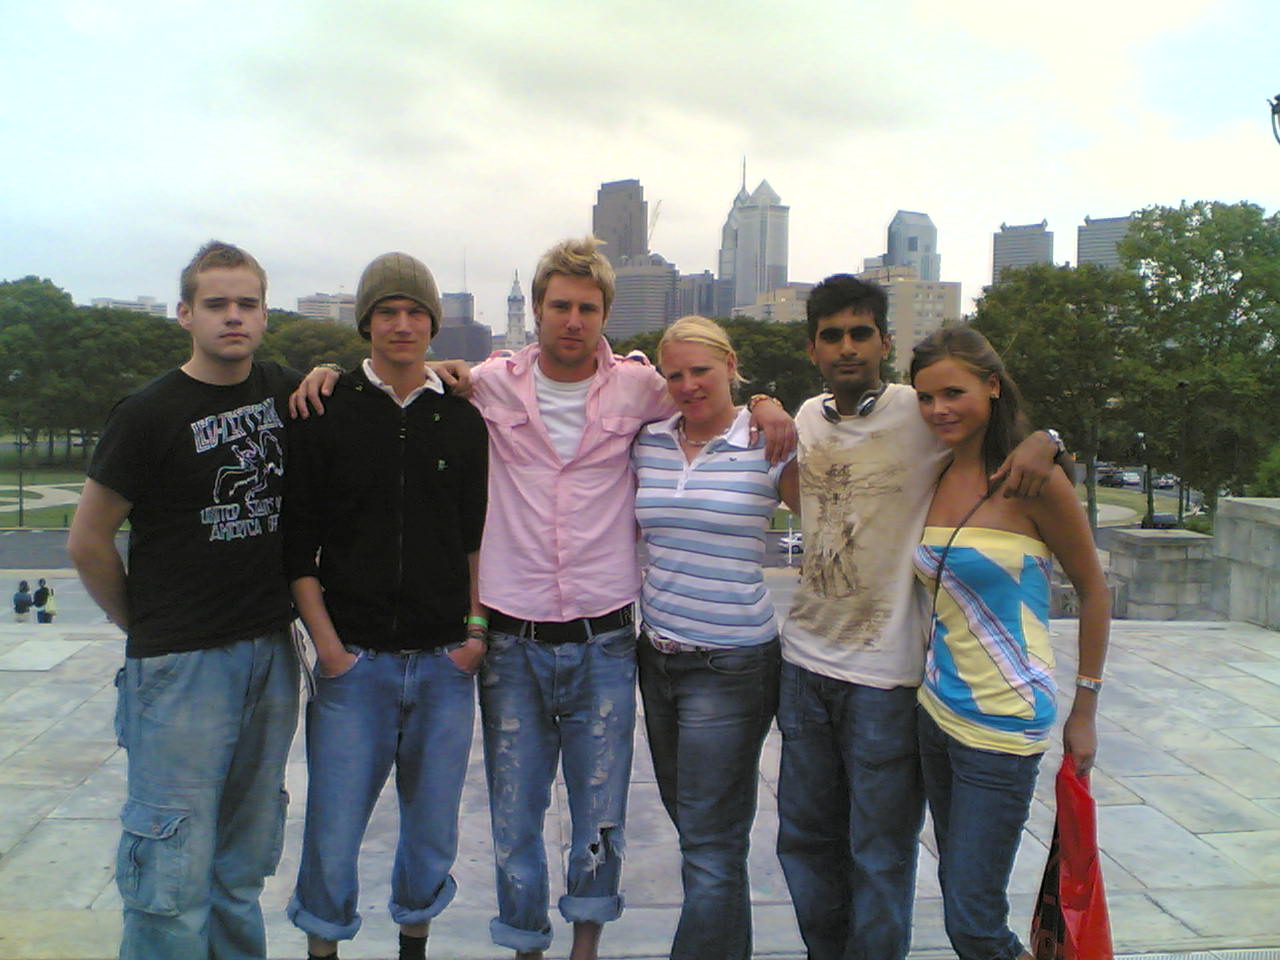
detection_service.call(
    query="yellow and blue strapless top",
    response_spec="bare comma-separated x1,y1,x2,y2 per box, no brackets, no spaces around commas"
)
914,527,1057,755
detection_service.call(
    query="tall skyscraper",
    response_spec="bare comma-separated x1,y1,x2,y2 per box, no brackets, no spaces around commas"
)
857,265,961,376
610,254,677,339
885,210,940,282
592,179,648,267
1077,215,1132,270
992,221,1054,284
433,291,492,361
718,178,789,309
506,271,526,351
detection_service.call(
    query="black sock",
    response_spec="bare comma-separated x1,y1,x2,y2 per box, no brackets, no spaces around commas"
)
399,930,428,960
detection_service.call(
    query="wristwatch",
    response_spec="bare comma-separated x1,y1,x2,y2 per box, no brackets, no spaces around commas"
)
1044,428,1067,458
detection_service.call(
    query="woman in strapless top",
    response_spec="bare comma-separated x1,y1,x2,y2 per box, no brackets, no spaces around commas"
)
909,325,1110,960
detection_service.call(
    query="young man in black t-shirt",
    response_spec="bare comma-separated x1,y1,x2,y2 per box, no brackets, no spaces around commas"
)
69,241,300,960
283,252,488,960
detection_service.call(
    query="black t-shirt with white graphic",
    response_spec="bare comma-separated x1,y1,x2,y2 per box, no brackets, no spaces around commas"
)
89,362,300,656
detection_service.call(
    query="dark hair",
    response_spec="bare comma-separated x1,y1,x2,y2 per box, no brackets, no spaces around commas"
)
910,325,1030,480
179,240,267,306
806,274,889,341
18,581,29,592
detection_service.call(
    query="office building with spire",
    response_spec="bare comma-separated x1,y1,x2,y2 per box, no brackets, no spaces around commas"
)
718,175,789,309
592,179,648,267
992,221,1054,283
506,271,526,351
885,210,940,282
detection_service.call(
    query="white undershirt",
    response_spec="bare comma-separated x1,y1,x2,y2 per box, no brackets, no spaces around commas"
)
533,363,593,463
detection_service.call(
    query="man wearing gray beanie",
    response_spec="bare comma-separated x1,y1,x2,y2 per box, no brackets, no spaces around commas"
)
283,252,489,960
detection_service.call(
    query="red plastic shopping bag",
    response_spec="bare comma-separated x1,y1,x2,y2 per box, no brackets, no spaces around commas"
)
1030,757,1114,959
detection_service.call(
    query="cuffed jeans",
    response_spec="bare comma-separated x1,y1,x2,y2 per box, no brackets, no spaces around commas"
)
478,624,636,952
918,707,1041,960
639,637,780,960
776,661,923,960
114,630,299,960
288,645,476,942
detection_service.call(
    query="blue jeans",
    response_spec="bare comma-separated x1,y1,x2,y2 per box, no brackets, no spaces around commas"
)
639,637,780,960
288,646,476,942
478,624,636,952
775,661,923,960
917,707,1042,960
113,630,299,960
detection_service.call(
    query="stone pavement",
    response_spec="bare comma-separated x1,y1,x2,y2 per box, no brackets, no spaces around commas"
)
0,568,1276,960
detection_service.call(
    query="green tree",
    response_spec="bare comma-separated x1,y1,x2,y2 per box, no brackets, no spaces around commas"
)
259,312,366,373
1120,201,1280,508
971,262,1149,527
1255,440,1280,497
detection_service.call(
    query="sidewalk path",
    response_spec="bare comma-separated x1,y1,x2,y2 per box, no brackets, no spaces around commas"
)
0,570,1275,959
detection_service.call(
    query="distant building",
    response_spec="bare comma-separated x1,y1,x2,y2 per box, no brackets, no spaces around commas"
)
675,270,718,319
296,293,356,324
857,264,961,376
1077,215,1132,270
885,210,941,282
718,179,789,309
432,291,491,361
610,254,677,340
731,283,813,325
992,221,1054,284
91,296,168,319
441,291,474,327
862,255,885,272
592,179,648,268
505,271,526,351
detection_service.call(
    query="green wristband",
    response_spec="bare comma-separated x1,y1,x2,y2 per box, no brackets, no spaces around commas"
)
467,615,489,628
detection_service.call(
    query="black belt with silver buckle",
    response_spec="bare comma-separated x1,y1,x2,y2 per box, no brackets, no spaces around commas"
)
489,605,634,644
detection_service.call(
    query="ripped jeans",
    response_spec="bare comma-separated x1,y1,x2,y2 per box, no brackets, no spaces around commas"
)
478,624,636,952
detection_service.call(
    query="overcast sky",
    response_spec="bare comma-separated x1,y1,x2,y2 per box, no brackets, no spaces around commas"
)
2,0,1276,332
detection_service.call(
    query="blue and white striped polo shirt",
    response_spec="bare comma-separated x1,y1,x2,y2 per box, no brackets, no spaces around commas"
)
633,409,791,648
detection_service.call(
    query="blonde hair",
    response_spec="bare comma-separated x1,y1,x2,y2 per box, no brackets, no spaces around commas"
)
180,240,267,305
658,315,747,387
531,236,615,319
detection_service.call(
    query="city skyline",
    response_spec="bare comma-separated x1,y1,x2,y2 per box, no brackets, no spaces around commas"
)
2,0,1275,333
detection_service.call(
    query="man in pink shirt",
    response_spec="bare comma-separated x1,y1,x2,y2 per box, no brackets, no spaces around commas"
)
297,237,792,960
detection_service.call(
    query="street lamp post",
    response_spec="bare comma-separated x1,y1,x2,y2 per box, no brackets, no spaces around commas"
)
1137,431,1154,528
1271,94,1280,146
6,370,24,527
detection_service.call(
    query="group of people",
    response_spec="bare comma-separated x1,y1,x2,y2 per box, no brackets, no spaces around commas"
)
68,234,1108,960
11,578,55,622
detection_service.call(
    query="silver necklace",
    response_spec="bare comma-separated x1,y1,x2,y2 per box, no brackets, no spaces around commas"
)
678,418,729,447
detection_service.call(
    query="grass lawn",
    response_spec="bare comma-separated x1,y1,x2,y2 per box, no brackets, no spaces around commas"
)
0,503,79,528
0,468,88,485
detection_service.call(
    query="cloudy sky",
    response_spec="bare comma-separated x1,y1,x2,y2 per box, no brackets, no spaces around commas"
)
2,0,1276,331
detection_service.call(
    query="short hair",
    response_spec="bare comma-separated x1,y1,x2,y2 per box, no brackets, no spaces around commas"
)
658,315,747,388
910,324,1030,479
179,241,267,306
805,274,888,341
531,237,615,319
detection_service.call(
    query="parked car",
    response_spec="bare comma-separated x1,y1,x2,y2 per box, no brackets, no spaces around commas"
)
1122,471,1143,486
1098,470,1127,487
1154,474,1178,489
777,533,804,554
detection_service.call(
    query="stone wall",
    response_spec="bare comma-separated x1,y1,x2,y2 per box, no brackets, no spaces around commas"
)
1108,529,1217,620
1210,497,1280,630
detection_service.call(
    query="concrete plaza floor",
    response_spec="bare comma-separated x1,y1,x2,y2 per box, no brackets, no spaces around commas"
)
0,568,1277,959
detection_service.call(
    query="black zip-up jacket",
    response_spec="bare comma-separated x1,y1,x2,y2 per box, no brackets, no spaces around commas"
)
283,366,488,651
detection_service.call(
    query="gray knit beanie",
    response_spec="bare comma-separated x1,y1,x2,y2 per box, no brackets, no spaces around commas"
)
355,252,442,339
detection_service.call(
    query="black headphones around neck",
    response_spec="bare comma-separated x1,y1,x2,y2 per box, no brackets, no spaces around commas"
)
821,383,888,423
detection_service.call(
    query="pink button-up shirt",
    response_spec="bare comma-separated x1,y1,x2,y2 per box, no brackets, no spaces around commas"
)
472,339,673,621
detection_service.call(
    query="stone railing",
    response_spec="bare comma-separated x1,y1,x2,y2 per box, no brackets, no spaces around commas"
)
1209,497,1280,630
1100,497,1279,628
